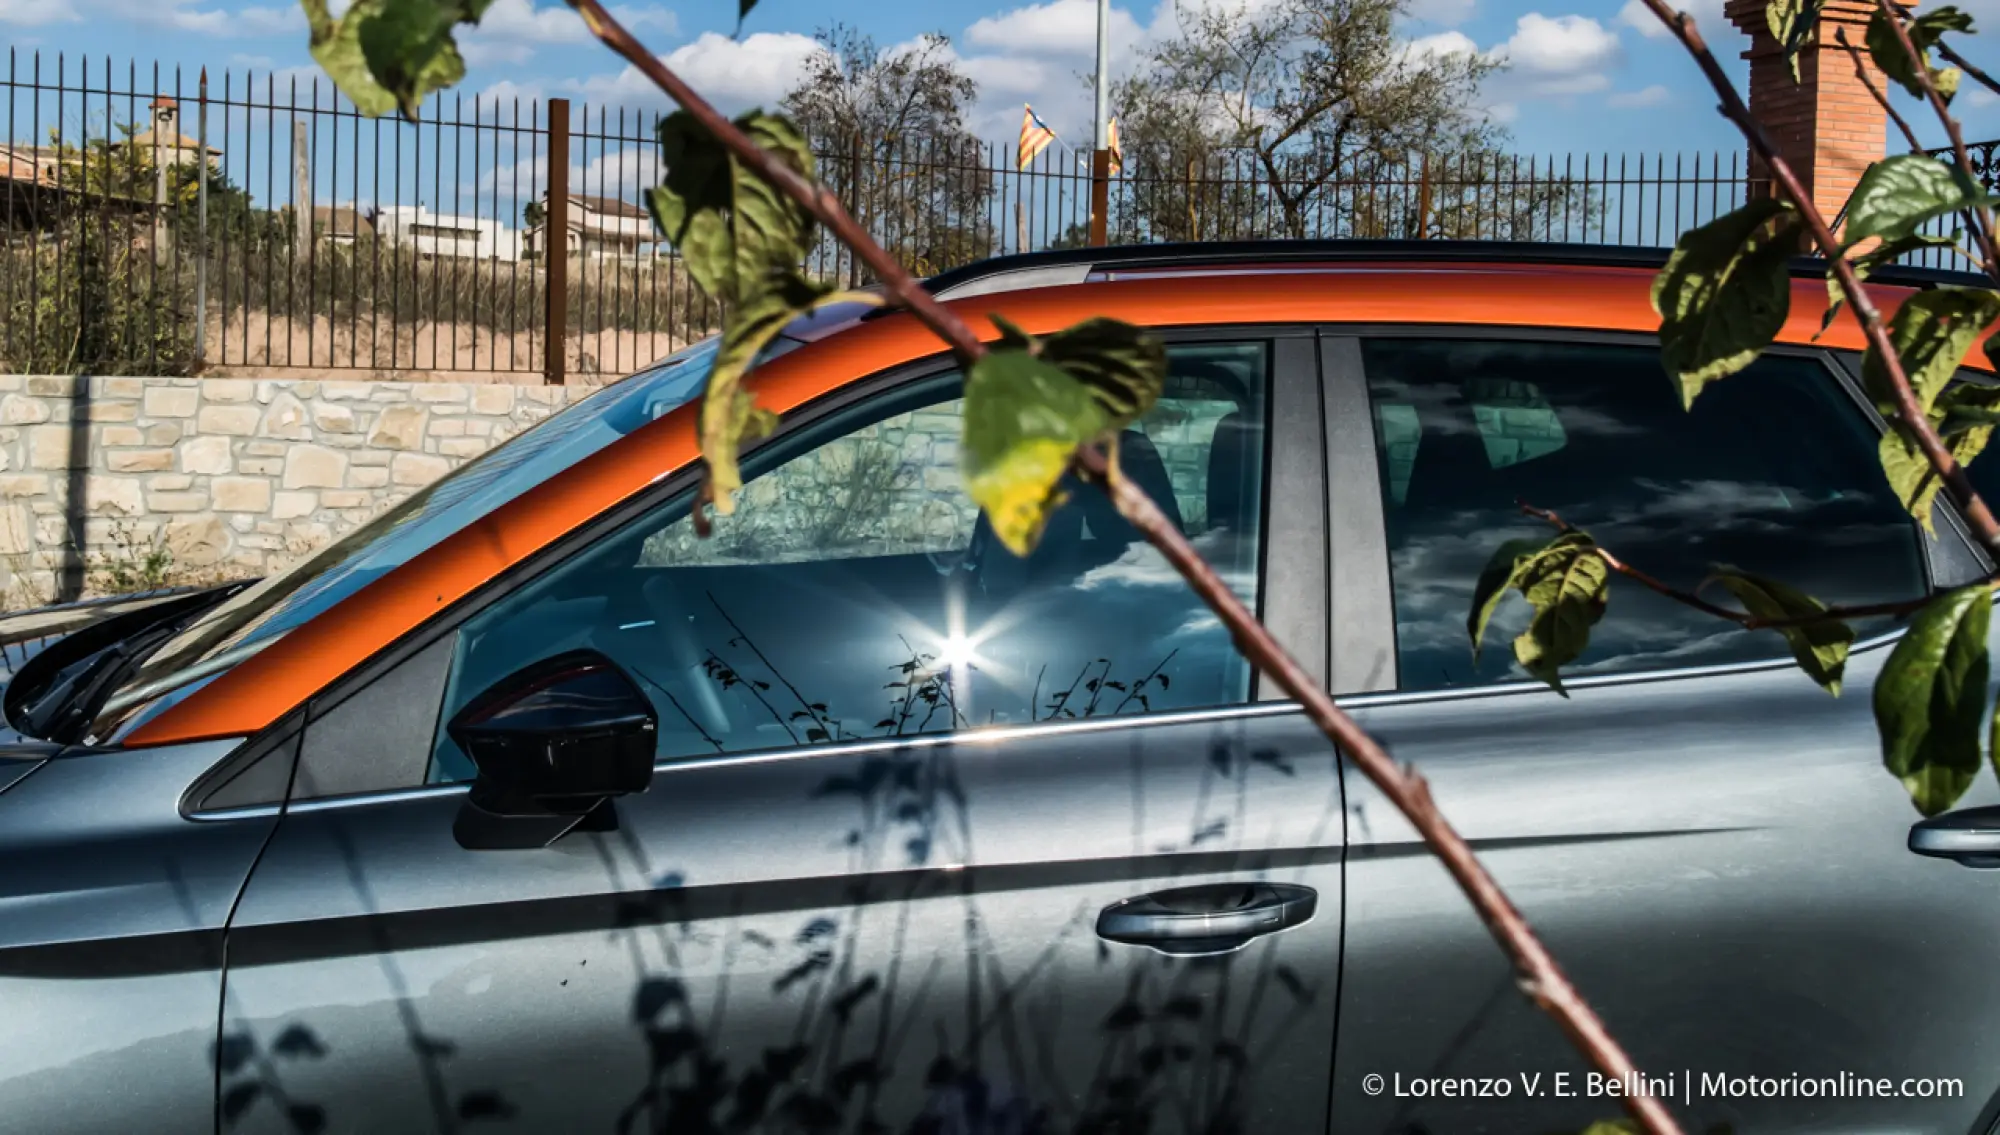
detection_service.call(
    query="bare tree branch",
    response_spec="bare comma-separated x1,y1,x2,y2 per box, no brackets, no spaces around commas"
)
558,0,1687,1130
1072,446,1686,1135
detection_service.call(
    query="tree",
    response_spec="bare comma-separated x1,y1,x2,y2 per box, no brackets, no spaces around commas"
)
1109,0,1579,242
780,25,996,278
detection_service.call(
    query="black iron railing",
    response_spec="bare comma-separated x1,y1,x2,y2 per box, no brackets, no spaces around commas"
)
2,49,1790,379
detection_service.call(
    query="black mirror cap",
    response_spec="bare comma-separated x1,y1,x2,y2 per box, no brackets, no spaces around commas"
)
447,648,657,804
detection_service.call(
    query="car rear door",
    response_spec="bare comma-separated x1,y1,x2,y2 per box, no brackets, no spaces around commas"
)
1323,329,2000,1135
212,328,1351,1134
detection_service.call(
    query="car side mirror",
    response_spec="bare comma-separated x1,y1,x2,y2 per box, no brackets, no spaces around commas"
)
447,649,657,850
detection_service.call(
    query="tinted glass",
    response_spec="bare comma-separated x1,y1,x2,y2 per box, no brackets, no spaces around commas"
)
1364,339,1926,691
429,342,1271,782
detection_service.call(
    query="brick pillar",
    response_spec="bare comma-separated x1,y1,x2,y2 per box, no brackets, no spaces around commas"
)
1723,0,1893,226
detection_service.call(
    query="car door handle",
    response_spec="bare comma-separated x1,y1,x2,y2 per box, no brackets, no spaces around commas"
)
1910,806,2000,868
1096,882,1317,956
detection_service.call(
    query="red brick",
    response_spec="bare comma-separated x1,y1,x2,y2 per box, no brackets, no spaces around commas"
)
1728,1,1891,218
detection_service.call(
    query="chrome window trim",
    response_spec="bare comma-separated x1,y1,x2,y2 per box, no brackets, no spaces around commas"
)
1334,623,1912,712
185,622,1931,820
190,700,1307,819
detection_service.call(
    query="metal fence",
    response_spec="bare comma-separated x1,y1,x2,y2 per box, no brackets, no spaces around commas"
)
3,49,1785,381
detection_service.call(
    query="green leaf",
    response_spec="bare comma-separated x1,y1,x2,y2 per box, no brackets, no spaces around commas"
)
1766,0,1823,83
1578,1124,1639,1135
1861,286,2000,417
1880,412,1993,533
1867,5,1975,103
697,276,880,517
300,0,489,120
1817,231,1960,339
962,351,1109,556
1652,198,1799,407
1934,381,2000,435
1844,155,1996,249
1874,583,1991,816
649,109,817,304
1467,536,1548,658
1709,567,1854,694
643,108,831,524
1512,533,1610,694
989,315,1167,429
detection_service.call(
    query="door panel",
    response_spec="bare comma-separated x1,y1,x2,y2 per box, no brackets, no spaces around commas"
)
0,739,264,1135
1334,655,2000,1134
217,329,1346,1134
221,711,1344,1133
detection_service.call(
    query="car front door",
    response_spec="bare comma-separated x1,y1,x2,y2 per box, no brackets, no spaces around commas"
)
1324,331,2000,1135
213,329,1351,1134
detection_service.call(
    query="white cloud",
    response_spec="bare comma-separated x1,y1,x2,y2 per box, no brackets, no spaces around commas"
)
649,30,819,111
480,144,661,204
1618,0,1725,39
1497,13,1620,77
1406,0,1477,25
0,0,76,25
458,0,676,65
966,0,1146,56
1609,83,1672,108
574,31,819,113
132,1,301,35
464,41,536,66
1401,30,1482,65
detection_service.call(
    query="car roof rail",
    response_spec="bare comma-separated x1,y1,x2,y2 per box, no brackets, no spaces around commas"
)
920,238,1989,301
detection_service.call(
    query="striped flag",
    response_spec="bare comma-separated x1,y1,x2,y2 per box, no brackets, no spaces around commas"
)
1107,116,1124,176
1018,105,1058,169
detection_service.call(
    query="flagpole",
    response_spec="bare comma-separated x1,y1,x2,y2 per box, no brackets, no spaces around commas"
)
1093,0,1109,152
1089,0,1111,246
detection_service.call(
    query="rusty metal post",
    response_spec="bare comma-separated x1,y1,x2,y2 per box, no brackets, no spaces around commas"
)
194,69,209,372
1416,152,1433,239
1089,149,1110,247
544,97,570,386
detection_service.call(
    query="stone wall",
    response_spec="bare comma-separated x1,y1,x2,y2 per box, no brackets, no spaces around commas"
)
0,369,1255,609
0,375,578,605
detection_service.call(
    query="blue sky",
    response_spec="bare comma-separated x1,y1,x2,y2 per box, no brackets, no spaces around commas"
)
7,0,2000,178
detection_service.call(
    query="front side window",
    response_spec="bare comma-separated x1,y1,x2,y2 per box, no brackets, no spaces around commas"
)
1365,339,1927,692
429,341,1272,782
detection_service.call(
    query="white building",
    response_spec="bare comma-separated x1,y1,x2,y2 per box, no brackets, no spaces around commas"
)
523,192,661,260
375,204,521,261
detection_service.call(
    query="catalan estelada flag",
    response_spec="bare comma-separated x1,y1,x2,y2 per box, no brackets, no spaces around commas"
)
1107,116,1124,176
1018,105,1058,169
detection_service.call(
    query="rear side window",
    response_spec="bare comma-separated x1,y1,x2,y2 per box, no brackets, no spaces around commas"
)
1363,339,1927,691
427,342,1272,782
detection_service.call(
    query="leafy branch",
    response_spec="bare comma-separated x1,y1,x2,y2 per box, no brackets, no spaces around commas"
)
1516,501,1941,634
302,0,1685,1130
1460,2,2000,825
1639,0,2000,559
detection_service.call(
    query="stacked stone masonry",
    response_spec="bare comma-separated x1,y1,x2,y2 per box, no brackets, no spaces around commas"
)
0,375,576,603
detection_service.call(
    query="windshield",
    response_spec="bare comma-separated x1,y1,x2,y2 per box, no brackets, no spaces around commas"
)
91,340,720,740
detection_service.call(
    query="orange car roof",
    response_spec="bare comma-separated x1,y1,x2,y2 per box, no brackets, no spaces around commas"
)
125,262,1967,746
